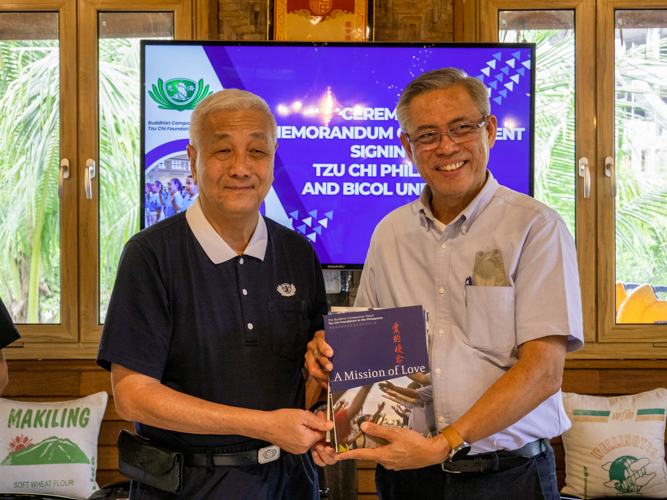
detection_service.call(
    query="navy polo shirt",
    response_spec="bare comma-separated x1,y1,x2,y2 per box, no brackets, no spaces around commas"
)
97,199,328,450
0,297,20,349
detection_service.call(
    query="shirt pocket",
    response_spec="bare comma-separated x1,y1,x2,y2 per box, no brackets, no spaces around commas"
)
463,286,515,352
267,300,311,360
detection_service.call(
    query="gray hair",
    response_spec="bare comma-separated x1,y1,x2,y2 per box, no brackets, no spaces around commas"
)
189,88,277,148
396,68,490,133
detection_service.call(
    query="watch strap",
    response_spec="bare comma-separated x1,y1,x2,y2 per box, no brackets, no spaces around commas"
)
309,401,328,414
440,425,464,449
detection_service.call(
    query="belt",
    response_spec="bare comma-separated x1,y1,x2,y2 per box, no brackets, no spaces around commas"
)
441,438,548,474
183,444,281,467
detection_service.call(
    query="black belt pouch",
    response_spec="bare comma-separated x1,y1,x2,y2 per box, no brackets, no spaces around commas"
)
117,429,184,495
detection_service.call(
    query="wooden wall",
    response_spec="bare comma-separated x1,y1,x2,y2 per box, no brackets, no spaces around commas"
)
218,0,267,40
374,0,453,42
217,0,455,42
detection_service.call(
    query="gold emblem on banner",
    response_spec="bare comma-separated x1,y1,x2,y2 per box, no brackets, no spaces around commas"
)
309,0,332,16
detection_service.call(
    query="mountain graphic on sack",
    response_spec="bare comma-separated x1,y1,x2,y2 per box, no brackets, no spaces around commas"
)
0,392,107,498
2,435,90,465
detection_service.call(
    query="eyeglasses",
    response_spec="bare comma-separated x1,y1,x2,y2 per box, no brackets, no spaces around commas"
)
406,116,488,152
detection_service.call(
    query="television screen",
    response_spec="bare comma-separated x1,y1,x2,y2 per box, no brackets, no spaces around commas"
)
142,42,535,268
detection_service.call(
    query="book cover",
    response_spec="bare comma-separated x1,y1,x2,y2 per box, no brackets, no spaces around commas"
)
325,305,431,451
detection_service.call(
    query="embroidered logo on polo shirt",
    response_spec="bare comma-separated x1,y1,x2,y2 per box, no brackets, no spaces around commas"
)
277,284,296,297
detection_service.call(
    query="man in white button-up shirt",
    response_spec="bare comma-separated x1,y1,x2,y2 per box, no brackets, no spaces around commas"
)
307,68,584,499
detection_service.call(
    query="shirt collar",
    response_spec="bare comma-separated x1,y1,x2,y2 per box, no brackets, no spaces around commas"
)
459,170,499,228
417,185,438,226
186,197,268,264
416,169,499,230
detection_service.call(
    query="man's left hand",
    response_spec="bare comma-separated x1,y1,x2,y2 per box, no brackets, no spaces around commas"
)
337,422,450,470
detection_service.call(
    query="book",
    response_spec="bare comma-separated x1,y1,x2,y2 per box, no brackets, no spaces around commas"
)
324,305,431,451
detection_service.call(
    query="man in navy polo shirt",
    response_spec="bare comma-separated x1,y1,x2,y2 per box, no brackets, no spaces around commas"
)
0,297,21,395
97,89,332,499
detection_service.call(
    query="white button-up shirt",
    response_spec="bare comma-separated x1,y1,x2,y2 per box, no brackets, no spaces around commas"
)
355,170,584,454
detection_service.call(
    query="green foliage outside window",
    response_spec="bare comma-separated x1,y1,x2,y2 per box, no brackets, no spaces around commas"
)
98,38,142,321
504,28,667,297
0,41,60,323
614,34,667,294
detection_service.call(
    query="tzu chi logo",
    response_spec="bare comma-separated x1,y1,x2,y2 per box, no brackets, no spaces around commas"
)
148,78,212,111
277,284,296,297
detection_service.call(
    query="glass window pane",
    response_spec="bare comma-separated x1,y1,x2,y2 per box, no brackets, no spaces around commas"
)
99,12,173,322
499,11,576,239
0,12,60,324
614,10,667,324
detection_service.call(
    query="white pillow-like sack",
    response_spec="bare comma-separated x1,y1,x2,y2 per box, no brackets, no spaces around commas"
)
561,389,667,499
0,392,108,499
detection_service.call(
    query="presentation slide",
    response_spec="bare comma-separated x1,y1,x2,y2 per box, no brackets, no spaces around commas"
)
143,43,534,267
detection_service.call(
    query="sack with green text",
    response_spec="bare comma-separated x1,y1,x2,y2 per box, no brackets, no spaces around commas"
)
0,391,108,499
325,306,432,452
561,389,667,499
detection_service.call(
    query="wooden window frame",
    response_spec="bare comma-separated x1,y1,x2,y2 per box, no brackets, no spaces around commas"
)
3,0,215,359
478,0,667,357
0,0,79,350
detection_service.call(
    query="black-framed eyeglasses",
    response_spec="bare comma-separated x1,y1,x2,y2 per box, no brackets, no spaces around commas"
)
406,116,488,152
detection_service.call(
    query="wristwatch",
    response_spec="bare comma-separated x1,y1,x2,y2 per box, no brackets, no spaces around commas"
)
440,425,471,461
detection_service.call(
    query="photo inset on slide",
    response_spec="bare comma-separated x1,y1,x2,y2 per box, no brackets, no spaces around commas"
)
144,153,197,227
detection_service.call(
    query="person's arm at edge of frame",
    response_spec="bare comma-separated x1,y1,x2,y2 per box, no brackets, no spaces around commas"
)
111,363,332,455
0,350,8,395
337,335,567,469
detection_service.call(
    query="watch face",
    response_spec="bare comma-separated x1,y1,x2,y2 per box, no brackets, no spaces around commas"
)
450,443,471,461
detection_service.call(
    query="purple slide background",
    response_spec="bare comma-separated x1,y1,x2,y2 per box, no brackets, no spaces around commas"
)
145,45,532,266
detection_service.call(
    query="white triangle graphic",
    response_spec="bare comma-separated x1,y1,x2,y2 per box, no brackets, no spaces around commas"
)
303,217,312,227
504,82,514,91
307,233,317,242
506,59,515,68
522,60,531,69
510,75,520,84
486,59,496,69
319,218,328,228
